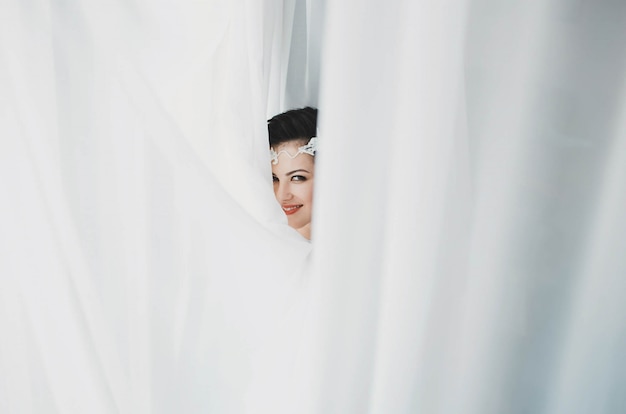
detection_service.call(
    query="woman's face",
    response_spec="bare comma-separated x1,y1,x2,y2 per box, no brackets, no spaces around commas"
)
271,141,315,239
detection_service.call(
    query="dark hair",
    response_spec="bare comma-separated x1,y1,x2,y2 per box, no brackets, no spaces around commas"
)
268,107,318,147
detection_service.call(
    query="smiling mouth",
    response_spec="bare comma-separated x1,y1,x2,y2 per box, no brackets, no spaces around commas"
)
282,204,303,215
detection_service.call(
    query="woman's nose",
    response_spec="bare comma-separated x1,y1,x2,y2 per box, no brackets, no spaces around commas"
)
277,182,293,201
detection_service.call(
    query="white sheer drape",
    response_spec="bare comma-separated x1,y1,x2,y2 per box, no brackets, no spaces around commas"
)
1,1,311,412
2,0,626,413
301,1,626,413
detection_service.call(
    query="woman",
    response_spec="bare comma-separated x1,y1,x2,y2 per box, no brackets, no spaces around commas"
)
268,107,318,240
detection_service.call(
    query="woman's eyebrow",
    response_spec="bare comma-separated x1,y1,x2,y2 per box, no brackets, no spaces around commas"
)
286,169,310,175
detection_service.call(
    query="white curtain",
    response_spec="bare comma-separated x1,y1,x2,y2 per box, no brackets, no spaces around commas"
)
2,0,626,413
303,1,626,413
1,1,312,412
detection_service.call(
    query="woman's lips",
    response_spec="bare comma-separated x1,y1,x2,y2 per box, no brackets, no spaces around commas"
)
282,204,303,215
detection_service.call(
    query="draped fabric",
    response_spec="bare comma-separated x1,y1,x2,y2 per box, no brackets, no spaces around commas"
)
1,1,313,412
304,1,626,413
2,0,626,413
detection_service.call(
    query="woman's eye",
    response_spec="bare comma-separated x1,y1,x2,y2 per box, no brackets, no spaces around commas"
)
291,175,307,182
272,175,279,183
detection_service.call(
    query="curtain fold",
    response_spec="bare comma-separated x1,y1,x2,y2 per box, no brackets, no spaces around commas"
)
2,1,312,412
299,0,626,413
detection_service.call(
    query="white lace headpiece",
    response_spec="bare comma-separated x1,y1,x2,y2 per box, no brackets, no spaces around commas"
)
270,137,318,165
